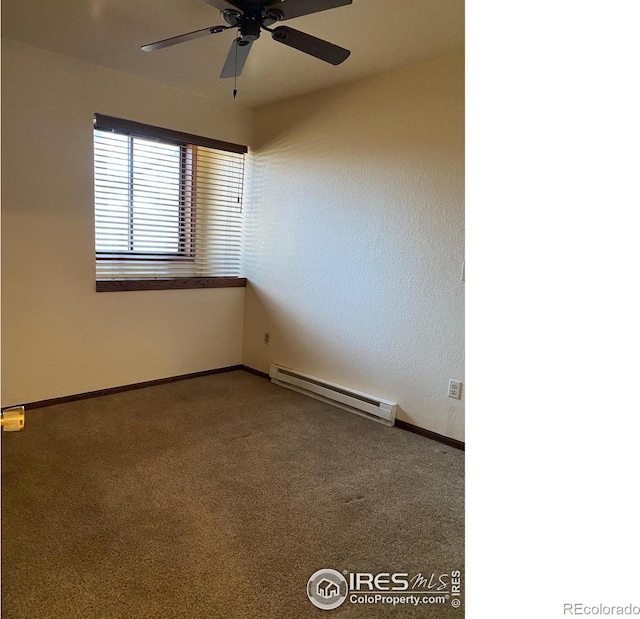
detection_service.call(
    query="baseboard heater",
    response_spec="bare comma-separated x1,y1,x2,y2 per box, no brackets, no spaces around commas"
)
269,364,397,426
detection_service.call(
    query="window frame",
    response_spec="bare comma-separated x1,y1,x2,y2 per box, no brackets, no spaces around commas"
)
93,114,248,292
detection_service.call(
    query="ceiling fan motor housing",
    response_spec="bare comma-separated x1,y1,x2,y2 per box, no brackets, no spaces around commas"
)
240,17,261,41
222,7,270,43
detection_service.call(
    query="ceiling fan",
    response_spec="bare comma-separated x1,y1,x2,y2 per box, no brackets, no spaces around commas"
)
141,0,352,79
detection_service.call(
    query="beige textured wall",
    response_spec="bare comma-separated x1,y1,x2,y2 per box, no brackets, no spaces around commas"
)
243,52,465,439
1,39,252,406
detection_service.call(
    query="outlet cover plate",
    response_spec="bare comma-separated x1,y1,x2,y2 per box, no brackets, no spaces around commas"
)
448,380,462,400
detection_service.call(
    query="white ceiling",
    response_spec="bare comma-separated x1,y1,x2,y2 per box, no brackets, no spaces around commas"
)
1,0,464,109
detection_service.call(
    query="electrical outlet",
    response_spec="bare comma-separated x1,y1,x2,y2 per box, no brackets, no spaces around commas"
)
263,332,271,345
448,380,462,400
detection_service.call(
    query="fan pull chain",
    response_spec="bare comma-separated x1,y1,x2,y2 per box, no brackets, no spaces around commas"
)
233,38,238,99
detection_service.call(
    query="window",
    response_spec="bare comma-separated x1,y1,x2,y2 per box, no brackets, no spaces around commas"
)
93,114,247,291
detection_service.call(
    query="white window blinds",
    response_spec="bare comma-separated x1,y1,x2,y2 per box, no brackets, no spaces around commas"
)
93,114,246,281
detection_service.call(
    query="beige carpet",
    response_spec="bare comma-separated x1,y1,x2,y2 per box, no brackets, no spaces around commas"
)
1,370,464,618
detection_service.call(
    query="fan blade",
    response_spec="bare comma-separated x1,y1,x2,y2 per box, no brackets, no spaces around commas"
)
271,26,350,65
220,39,255,78
265,0,351,21
141,25,228,52
202,0,247,11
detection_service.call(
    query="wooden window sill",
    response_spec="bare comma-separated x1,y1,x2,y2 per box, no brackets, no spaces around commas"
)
96,278,247,292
